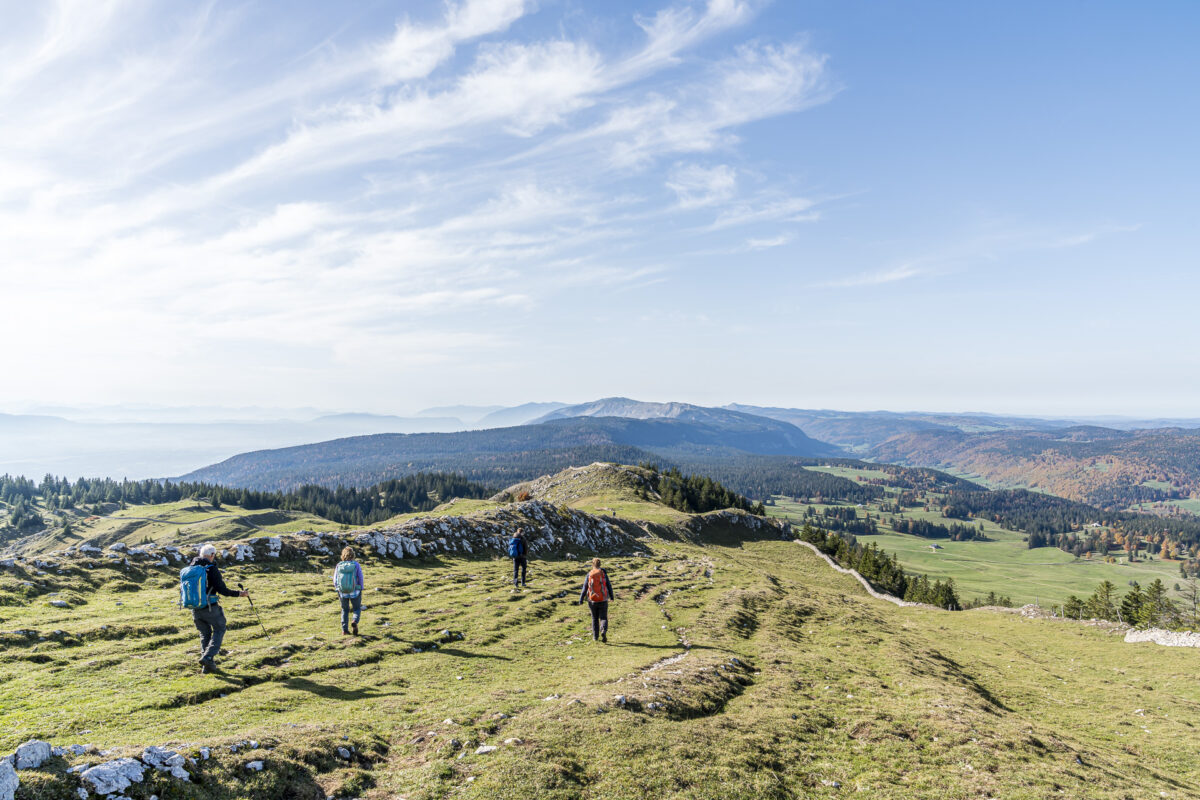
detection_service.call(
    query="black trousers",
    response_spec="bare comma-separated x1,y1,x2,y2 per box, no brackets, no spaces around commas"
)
193,604,226,662
512,557,527,585
588,600,608,639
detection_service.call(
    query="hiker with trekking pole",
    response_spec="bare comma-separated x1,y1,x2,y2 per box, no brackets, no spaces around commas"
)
509,527,528,588
334,547,365,636
577,557,615,643
179,543,251,673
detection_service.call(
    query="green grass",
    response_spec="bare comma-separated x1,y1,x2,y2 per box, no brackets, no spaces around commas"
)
15,501,357,557
802,465,888,485
3,533,1200,799
766,497,1188,608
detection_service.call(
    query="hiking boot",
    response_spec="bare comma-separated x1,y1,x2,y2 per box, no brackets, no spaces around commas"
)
200,660,215,674
601,632,607,643
342,628,350,636
352,622,359,636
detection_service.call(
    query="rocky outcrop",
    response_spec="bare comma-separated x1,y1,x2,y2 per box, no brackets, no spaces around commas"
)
1124,628,1200,648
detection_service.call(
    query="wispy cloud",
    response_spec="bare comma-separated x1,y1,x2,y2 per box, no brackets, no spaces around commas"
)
0,0,834,407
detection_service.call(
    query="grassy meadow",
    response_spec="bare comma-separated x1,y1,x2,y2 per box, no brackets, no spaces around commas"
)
766,477,1193,609
3,534,1200,799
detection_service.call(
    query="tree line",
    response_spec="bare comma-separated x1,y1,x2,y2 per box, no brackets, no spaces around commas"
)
796,521,961,610
643,466,766,515
2,472,493,530
1063,577,1199,630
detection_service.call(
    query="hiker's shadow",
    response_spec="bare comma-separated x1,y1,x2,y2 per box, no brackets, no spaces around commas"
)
282,677,404,700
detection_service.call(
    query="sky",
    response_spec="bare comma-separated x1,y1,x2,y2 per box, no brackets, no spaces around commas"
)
1,0,1198,418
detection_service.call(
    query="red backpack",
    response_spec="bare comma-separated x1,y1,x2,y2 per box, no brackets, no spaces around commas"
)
587,569,608,602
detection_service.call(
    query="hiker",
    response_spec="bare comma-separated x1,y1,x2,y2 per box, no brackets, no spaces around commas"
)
509,527,528,587
577,557,615,643
334,547,365,635
180,544,248,673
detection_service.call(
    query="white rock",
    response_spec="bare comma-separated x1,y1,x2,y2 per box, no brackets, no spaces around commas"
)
50,600,70,608
0,761,16,800
15,740,52,770
503,738,523,746
244,760,264,771
141,746,189,781
77,788,88,800
199,748,210,760
474,745,497,755
80,758,145,795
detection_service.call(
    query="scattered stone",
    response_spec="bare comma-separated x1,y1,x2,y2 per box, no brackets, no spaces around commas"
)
337,747,352,760
503,738,523,746
50,600,70,608
199,748,210,761
613,695,627,707
245,760,264,772
15,740,52,770
543,694,560,701
474,745,497,755
820,779,842,788
76,788,88,800
449,739,462,751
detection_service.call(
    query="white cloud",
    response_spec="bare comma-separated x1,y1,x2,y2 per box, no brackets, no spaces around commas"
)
666,163,738,207
0,1,835,409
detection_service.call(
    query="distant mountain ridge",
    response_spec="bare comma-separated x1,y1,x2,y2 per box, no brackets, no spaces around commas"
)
536,397,840,456
178,408,842,491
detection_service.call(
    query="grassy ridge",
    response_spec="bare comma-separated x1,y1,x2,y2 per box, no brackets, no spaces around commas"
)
3,534,1199,799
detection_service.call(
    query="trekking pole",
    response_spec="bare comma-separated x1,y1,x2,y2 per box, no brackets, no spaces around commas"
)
238,583,271,640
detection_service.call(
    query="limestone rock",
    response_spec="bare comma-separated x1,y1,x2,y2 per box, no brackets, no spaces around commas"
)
15,740,52,770
474,745,497,755
244,760,264,771
80,758,145,795
0,760,17,800
141,746,189,781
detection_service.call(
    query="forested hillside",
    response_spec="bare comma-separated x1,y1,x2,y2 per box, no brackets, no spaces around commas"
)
178,415,840,492
870,426,1200,509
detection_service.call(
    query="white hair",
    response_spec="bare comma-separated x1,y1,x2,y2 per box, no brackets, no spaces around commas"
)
199,544,217,559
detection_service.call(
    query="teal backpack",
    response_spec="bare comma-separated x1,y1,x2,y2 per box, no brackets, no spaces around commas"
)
336,561,359,596
180,564,212,609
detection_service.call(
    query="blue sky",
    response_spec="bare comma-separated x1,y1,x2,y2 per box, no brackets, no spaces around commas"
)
1,0,1196,416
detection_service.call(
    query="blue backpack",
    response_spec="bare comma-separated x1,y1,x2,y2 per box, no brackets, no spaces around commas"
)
508,537,524,558
180,564,212,609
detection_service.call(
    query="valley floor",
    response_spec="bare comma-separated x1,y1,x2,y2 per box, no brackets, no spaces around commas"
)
3,540,1199,799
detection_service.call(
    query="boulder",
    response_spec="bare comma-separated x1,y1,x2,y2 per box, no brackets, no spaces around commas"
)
244,761,263,772
80,758,145,795
15,740,52,769
0,760,17,800
474,745,497,755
